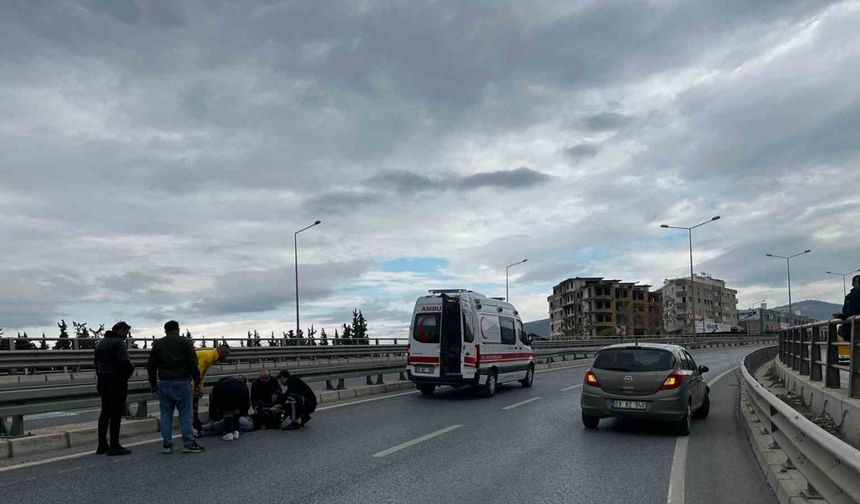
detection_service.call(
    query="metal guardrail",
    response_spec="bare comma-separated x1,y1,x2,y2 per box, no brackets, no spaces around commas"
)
0,345,408,374
743,346,860,504
778,315,859,398
0,335,776,375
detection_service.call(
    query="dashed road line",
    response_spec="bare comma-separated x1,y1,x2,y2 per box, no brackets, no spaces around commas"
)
561,384,583,391
372,425,463,458
502,397,542,410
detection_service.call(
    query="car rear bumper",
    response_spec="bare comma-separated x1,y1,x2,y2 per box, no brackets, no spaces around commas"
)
580,387,688,422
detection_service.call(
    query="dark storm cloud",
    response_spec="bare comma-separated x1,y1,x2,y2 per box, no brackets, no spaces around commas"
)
580,113,633,132
367,167,553,194
367,170,442,194
564,143,600,162
304,190,386,214
456,167,553,190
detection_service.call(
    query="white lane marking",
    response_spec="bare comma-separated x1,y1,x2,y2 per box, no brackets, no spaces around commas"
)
666,365,739,504
707,367,737,387
561,384,582,391
372,425,463,458
667,435,688,504
502,397,542,410
317,390,419,411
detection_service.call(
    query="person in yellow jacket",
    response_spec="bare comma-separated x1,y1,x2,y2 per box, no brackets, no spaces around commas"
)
193,345,230,436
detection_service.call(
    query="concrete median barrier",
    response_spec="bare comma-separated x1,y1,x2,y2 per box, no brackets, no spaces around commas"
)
9,432,68,458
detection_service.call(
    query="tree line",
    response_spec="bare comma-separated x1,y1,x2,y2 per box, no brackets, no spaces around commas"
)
0,309,372,350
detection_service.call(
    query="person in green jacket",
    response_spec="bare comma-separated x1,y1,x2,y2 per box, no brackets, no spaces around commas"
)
147,320,206,454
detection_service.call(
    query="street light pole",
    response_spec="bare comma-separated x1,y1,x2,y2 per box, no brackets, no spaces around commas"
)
826,269,860,298
505,259,528,302
295,220,322,337
660,216,720,337
766,249,811,327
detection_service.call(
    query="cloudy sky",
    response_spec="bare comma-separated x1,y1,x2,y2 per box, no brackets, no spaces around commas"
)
2,0,859,340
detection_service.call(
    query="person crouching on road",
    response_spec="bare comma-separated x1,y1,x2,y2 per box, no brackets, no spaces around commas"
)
274,370,318,430
250,369,281,430
94,322,135,455
147,320,206,454
207,376,250,441
193,344,230,437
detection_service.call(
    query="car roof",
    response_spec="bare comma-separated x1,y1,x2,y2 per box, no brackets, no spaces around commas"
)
599,342,683,352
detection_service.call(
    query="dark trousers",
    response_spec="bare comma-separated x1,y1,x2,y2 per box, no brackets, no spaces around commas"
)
97,375,128,447
193,394,202,431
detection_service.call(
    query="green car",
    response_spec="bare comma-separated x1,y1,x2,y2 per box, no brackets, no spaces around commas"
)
580,343,710,435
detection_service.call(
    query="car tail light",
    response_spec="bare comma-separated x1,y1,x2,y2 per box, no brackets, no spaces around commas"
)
584,370,600,387
661,371,684,390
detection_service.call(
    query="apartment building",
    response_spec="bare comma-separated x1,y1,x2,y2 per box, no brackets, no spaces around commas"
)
548,277,663,339
737,303,817,334
660,274,738,334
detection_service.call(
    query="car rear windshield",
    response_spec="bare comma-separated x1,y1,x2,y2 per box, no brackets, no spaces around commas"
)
592,348,675,372
413,313,441,344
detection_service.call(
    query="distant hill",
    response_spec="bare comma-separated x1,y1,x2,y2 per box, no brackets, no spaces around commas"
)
523,318,550,339
772,300,842,321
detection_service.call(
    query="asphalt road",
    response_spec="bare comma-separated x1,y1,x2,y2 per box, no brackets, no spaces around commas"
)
0,345,776,504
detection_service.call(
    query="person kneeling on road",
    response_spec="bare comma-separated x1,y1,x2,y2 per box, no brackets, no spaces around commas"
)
251,369,282,430
273,370,318,430
208,376,250,441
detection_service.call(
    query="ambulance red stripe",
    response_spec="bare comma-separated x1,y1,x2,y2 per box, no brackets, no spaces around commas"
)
408,356,440,365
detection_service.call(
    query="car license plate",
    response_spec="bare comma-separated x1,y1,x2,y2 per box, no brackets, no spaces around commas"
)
414,365,435,374
610,400,647,410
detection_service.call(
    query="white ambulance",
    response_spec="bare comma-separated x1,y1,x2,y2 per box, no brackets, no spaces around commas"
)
407,289,535,397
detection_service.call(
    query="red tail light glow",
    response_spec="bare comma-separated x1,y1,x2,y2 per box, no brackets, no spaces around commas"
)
584,370,600,387
661,371,685,390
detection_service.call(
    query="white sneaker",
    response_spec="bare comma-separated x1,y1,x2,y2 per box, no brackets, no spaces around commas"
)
233,431,239,440
222,432,234,441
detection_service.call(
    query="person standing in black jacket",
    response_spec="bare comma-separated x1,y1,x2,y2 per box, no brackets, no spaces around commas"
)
840,275,860,338
94,321,134,455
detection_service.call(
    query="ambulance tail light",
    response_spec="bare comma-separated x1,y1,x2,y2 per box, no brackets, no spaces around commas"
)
475,344,480,367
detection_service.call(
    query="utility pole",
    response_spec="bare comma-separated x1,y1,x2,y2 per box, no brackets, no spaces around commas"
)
660,216,721,337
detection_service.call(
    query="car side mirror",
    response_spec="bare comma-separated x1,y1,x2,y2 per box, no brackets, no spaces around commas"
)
698,365,709,374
